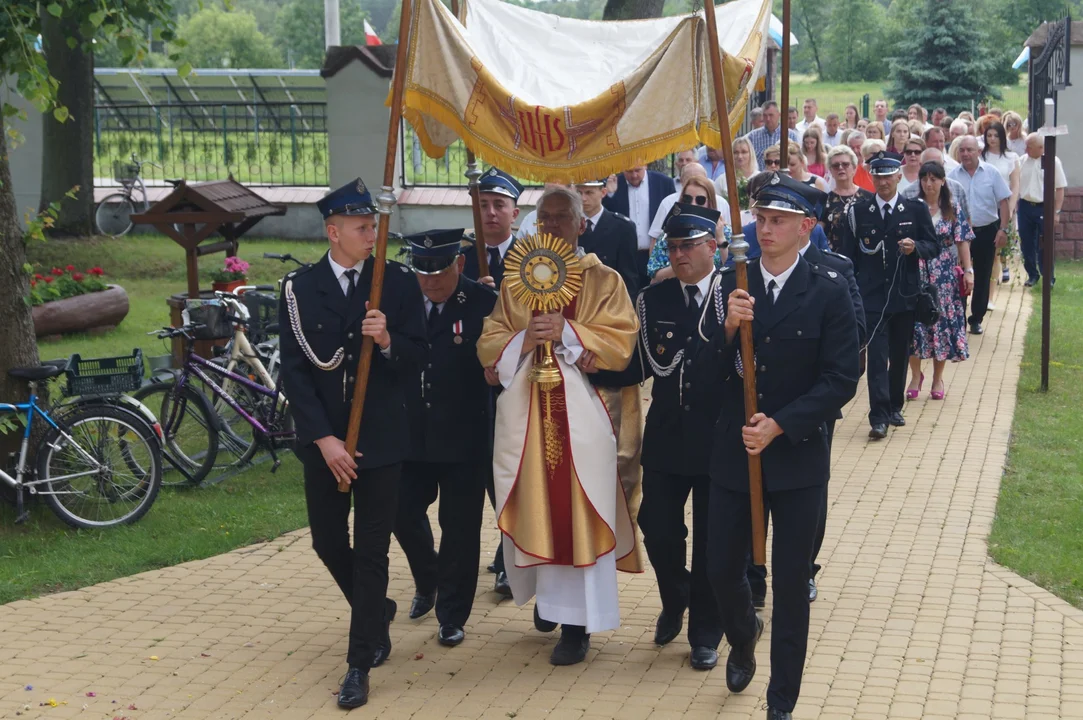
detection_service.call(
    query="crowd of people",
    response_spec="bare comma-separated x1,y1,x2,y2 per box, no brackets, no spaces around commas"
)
274,98,1066,720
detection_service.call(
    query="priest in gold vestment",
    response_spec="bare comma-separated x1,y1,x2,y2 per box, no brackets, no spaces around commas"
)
478,186,642,666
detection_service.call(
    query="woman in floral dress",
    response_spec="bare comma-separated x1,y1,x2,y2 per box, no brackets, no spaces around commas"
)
819,145,873,252
908,162,974,400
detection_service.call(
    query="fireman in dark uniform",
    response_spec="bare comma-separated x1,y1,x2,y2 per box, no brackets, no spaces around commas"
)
278,178,427,709
594,201,726,670
392,229,498,648
836,151,938,440
700,173,860,720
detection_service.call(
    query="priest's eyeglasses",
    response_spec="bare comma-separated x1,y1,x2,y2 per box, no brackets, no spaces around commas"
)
666,238,710,255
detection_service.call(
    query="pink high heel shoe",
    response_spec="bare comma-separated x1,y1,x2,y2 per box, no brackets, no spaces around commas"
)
930,386,946,400
906,372,924,400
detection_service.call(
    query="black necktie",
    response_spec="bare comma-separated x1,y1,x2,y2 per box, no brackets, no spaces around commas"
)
766,279,777,309
685,285,699,316
427,302,440,329
488,247,501,275
882,202,892,220
586,219,594,232
343,269,358,307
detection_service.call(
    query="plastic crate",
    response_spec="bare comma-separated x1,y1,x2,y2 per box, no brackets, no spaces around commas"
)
183,299,234,340
65,349,144,397
241,291,279,344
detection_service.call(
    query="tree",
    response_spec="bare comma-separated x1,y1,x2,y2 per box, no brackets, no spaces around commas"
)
792,0,828,79
1,0,179,437
602,0,664,21
274,0,368,69
821,0,888,82
886,0,1001,113
177,8,281,68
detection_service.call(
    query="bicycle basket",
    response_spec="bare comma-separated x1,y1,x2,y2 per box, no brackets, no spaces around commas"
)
65,349,144,396
113,160,139,184
241,291,279,344
183,299,234,340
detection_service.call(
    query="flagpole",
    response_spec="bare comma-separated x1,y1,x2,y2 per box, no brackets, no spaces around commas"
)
701,0,767,565
340,0,414,492
451,0,491,279
779,0,791,169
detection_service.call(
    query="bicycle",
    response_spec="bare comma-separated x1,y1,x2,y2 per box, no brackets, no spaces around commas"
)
0,355,163,529
135,322,294,486
94,152,182,237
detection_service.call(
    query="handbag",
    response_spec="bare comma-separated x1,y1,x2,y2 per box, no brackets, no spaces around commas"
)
915,260,941,327
954,265,971,298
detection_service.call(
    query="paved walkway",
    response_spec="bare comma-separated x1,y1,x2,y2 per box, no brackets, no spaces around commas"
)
4,279,1082,720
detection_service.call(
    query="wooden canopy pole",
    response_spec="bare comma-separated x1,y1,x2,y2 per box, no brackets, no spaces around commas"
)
701,0,766,565
341,0,414,492
450,0,490,278
779,0,791,169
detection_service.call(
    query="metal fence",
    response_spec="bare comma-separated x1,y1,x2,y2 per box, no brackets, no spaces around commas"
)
93,101,328,187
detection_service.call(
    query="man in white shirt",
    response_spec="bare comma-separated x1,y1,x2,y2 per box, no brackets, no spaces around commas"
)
821,113,843,147
795,98,826,135
1017,132,1067,286
873,99,891,137
922,127,959,171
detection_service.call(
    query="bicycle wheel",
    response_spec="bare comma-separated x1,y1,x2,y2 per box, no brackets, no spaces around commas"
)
133,381,219,486
213,360,262,468
95,193,136,237
38,404,162,529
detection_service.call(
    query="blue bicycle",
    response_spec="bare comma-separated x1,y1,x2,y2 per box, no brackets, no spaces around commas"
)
0,358,163,529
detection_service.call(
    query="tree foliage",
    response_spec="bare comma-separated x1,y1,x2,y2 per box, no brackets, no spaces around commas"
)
275,0,370,69
886,0,1001,113
176,7,281,68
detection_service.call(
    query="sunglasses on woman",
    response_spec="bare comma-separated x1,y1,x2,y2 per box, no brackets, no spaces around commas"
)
764,158,781,167
681,194,708,206
904,149,922,156
830,162,852,170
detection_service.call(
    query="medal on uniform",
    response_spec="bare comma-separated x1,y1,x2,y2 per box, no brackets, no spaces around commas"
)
453,319,463,344
656,344,666,355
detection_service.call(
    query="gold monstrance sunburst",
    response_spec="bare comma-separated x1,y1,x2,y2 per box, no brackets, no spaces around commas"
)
503,233,583,471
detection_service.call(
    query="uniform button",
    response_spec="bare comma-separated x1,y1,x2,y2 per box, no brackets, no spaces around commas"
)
316,323,323,330
348,376,355,383
347,332,354,340
427,363,433,369
797,330,803,336
765,336,771,343
759,365,766,373
347,355,354,361
428,343,433,349
686,336,692,343
686,359,692,367
757,392,763,400
425,402,432,409
683,405,691,411
684,382,691,389
425,383,431,390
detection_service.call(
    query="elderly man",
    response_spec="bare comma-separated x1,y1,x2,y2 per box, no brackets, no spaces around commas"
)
838,152,938,440
901,148,970,219
796,98,826,134
745,101,800,168
949,119,969,143
1017,132,1067,286
922,127,959,171
674,149,698,190
750,106,765,130
479,186,640,666
949,136,1012,335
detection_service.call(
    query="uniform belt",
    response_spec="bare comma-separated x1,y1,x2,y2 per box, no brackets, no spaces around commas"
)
1021,198,1044,206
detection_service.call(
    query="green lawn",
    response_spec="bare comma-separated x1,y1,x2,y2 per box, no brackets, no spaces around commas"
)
787,75,1029,118
989,261,1083,608
1,234,332,605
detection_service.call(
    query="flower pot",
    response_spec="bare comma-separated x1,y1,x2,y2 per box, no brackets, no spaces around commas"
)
212,279,247,293
32,284,130,338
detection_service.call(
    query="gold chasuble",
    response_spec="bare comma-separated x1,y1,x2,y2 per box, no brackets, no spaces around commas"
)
478,253,642,631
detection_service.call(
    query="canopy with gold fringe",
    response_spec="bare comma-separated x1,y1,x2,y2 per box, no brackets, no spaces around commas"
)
400,0,773,183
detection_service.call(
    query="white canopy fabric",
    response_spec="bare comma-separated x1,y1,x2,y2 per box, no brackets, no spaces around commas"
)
400,0,773,182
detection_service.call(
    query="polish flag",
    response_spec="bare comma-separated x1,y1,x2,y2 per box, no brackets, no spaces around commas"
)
364,20,382,46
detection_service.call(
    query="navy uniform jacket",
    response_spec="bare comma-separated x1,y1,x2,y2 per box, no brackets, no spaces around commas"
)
579,209,640,298
278,254,427,468
462,237,516,288
837,196,939,315
405,277,497,464
595,274,725,476
699,258,860,493
803,243,866,348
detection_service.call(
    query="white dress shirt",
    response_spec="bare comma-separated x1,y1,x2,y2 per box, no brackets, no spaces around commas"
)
423,298,446,316
822,130,843,147
796,116,826,134
679,272,714,308
761,255,800,302
1018,154,1067,203
627,175,652,249
876,193,900,219
649,191,732,240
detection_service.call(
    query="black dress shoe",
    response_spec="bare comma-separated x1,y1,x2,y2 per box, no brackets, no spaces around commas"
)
550,627,590,666
689,645,718,670
654,607,685,647
437,624,465,647
371,598,396,668
808,578,818,602
409,590,436,620
889,410,905,427
494,571,512,598
970,322,984,335
486,561,498,573
534,604,558,633
1024,277,1038,287
766,707,792,720
868,424,888,440
725,614,764,693
751,592,766,611
337,667,369,709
